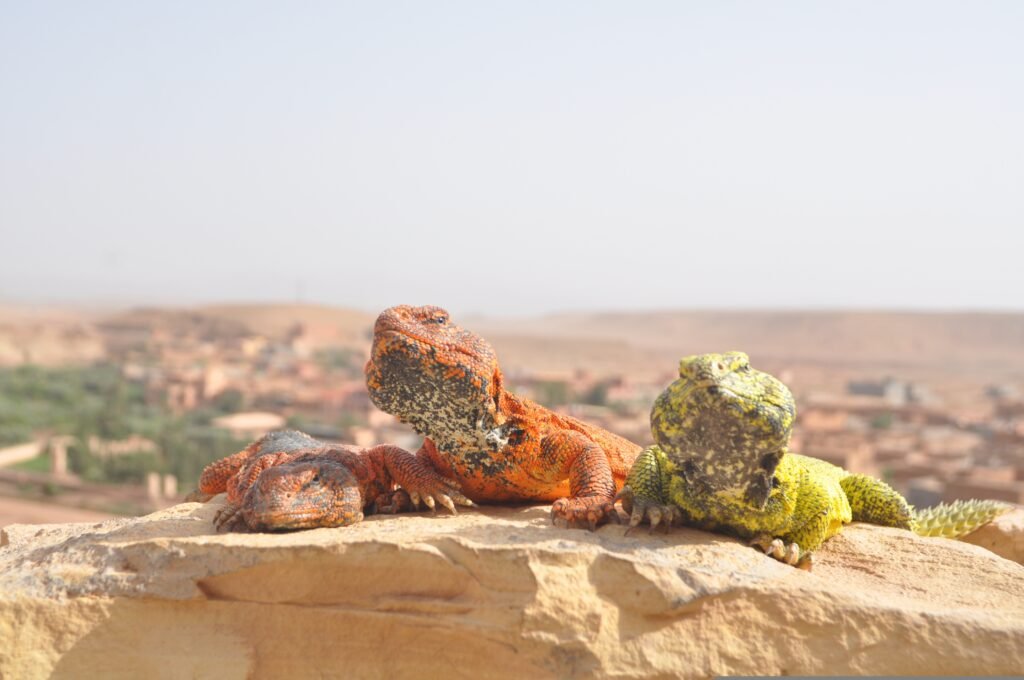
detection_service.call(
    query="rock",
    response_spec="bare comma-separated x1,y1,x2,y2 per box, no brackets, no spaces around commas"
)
1,499,1022,678
960,507,1024,565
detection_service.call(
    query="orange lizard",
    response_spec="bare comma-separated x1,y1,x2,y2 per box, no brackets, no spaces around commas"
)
365,305,641,528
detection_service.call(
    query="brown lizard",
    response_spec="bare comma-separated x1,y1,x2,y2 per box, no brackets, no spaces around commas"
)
364,305,642,528
197,430,471,531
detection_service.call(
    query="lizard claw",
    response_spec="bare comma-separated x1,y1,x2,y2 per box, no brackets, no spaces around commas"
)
647,506,663,531
422,495,436,511
438,494,457,515
751,536,811,569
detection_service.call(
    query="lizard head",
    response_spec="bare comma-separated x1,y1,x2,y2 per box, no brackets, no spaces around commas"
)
239,453,364,530
651,352,795,510
365,305,505,442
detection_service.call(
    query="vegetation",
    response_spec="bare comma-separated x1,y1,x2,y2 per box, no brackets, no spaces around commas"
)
871,412,894,430
11,452,52,474
0,364,249,487
580,382,609,407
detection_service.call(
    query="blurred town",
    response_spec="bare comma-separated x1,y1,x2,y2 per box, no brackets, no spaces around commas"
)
1,303,1023,527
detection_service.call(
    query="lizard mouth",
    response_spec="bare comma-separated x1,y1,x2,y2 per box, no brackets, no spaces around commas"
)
675,382,752,407
245,508,355,531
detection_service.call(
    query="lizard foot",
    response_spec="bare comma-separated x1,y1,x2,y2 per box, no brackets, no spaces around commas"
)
550,496,616,531
213,503,251,533
403,475,474,515
372,489,413,514
614,485,681,534
750,536,813,570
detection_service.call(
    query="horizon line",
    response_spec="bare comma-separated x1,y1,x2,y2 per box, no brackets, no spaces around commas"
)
3,296,1024,319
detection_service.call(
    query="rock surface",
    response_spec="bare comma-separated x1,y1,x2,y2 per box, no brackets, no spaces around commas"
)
961,507,1024,565
1,500,1022,679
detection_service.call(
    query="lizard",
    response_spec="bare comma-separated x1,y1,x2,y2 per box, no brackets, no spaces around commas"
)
617,351,1011,568
196,430,470,531
364,304,642,528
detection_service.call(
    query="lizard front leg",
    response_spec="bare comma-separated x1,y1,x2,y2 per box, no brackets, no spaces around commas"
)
544,431,618,530
376,440,474,514
198,448,254,498
754,479,848,570
615,445,684,531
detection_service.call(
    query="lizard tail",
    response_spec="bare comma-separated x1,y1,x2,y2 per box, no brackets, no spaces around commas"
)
911,499,1010,539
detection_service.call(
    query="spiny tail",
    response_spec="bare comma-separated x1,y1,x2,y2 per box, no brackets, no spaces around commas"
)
912,499,1011,539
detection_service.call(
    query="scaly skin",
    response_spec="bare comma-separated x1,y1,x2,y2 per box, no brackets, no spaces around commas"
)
198,430,469,532
365,305,642,528
618,352,1010,568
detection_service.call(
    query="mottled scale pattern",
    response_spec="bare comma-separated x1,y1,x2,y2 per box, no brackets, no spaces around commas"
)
199,429,322,497
839,473,913,530
623,352,1010,566
364,305,642,527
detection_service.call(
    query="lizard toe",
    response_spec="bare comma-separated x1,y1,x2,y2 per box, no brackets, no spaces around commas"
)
438,494,457,515
213,504,249,533
647,506,664,532
614,485,635,516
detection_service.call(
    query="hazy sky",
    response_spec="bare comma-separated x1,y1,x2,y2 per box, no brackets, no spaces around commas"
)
1,1,1022,315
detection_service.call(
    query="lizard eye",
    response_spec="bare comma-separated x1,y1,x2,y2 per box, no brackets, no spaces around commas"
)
311,474,320,484
433,314,448,324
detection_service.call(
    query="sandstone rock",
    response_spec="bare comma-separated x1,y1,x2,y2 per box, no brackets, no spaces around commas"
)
960,507,1024,565
1,499,1022,678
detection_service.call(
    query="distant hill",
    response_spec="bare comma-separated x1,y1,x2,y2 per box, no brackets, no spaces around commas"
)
0,304,106,367
193,303,375,348
99,303,376,352
2,302,1023,383
473,310,1024,381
